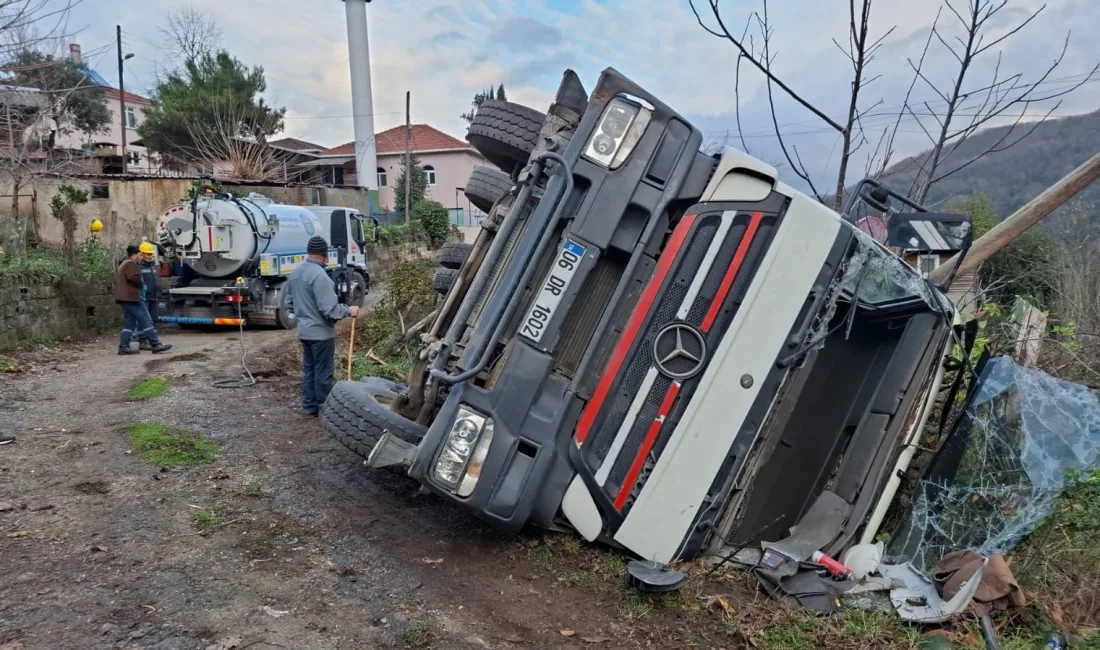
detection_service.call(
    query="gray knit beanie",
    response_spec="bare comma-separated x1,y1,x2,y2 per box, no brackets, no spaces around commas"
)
307,236,328,256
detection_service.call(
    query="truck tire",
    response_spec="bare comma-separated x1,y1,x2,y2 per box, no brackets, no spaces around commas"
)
437,242,472,270
275,285,297,330
321,378,427,461
467,100,546,172
348,270,368,307
464,166,513,213
433,267,459,295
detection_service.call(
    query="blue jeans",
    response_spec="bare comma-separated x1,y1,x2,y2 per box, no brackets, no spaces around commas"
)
138,301,159,342
119,301,160,348
301,338,336,414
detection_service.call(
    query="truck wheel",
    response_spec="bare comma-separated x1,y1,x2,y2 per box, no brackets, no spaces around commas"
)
433,268,459,295
348,271,367,307
467,100,546,172
321,378,427,462
437,242,472,270
464,166,513,213
275,286,297,330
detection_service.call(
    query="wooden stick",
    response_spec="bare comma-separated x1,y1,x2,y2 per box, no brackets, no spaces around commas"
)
346,316,357,381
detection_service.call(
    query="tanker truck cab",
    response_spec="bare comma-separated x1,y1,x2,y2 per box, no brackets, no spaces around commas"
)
157,190,345,329
327,68,971,567
305,205,380,306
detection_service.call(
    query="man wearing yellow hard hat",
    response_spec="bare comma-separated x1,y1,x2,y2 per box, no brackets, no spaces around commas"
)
114,242,172,355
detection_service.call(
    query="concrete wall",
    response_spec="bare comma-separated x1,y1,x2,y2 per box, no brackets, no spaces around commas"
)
0,177,372,247
0,274,119,351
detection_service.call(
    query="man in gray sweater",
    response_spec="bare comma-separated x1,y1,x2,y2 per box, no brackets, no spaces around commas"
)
287,236,360,416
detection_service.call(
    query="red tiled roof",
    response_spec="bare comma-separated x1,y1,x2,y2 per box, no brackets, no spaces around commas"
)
102,87,150,104
856,216,888,243
318,124,471,157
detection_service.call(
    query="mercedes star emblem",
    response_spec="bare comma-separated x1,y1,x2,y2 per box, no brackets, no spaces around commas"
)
652,323,707,380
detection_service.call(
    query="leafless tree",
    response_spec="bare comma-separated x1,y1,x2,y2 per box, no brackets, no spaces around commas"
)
0,0,88,250
872,1,1099,204
158,5,222,62
0,0,81,58
184,102,285,182
690,0,1097,212
690,0,893,209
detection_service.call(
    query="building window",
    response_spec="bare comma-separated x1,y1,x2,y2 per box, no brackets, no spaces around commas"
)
916,254,940,277
91,183,109,199
377,167,387,187
125,106,137,129
127,151,140,167
423,165,436,186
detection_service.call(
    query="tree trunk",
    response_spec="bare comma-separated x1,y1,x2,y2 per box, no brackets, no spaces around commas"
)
62,205,76,267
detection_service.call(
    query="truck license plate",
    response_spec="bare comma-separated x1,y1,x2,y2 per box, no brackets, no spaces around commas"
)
520,239,586,344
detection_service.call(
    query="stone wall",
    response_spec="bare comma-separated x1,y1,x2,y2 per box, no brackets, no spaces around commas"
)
0,274,119,351
369,241,436,281
0,176,373,247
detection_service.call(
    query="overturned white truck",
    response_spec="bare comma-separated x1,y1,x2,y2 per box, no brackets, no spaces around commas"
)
321,68,972,565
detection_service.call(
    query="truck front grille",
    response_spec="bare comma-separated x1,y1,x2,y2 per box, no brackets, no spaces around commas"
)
574,204,786,513
552,256,624,377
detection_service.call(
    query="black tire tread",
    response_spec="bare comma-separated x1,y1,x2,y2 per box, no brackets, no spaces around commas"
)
467,100,545,171
437,242,472,270
320,378,426,462
433,267,459,295
463,166,513,213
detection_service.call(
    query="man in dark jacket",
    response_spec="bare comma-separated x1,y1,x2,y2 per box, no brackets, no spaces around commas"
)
115,244,172,355
287,235,359,415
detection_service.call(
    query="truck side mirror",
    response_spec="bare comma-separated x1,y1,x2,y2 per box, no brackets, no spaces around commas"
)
886,212,972,252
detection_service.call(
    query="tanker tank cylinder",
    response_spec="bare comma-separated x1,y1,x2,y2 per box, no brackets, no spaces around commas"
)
156,196,327,280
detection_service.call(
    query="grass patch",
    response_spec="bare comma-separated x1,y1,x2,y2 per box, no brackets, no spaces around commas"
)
401,619,438,648
190,505,223,529
621,594,651,619
239,481,266,498
125,423,217,467
126,377,169,400
532,543,555,570
755,616,818,650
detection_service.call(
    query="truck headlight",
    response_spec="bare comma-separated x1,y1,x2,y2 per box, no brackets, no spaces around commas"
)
582,97,652,170
432,405,495,497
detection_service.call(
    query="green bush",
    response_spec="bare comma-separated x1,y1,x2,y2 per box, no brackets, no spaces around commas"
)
0,242,115,280
414,200,450,248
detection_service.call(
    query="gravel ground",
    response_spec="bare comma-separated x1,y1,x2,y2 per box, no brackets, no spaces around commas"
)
0,313,758,650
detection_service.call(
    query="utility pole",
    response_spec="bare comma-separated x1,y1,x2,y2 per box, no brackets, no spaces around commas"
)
403,90,411,224
116,25,127,174
930,150,1100,285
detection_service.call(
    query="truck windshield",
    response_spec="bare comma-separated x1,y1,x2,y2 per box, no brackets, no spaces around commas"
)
350,216,365,243
841,227,947,310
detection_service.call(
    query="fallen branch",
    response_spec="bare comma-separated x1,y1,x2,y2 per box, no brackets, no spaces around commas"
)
403,310,438,342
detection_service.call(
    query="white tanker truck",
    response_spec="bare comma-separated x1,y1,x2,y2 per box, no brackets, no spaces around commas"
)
155,187,377,329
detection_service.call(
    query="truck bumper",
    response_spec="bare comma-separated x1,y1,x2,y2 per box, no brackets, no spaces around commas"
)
397,342,578,534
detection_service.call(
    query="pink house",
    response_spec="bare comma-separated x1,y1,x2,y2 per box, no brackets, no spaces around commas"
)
52,86,158,173
313,124,488,212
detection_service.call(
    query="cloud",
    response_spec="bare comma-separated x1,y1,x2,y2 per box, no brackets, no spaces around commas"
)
63,0,1098,192
488,16,562,52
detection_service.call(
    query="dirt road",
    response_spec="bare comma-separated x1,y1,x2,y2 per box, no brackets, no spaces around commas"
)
0,326,752,650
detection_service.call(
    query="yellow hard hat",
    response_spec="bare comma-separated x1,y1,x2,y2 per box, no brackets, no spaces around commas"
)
139,242,155,255
89,219,103,233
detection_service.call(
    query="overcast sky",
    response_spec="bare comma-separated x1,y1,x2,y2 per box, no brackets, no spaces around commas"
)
70,0,1100,190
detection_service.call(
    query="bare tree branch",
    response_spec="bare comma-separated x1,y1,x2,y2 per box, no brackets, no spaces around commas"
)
158,4,222,63
689,0,845,133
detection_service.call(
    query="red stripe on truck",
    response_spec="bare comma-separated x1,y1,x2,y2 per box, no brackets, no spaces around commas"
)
574,214,697,444
613,381,681,510
700,211,764,332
